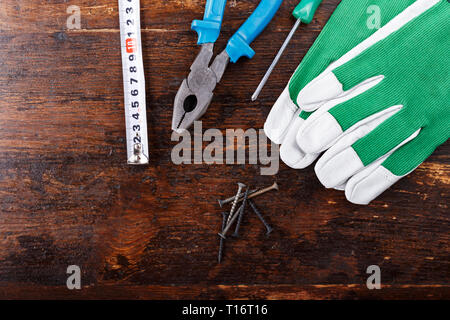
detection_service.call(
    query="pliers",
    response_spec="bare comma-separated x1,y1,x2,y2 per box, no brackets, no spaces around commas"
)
172,0,283,133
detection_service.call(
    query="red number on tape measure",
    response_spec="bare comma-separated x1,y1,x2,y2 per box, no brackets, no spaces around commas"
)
126,38,136,53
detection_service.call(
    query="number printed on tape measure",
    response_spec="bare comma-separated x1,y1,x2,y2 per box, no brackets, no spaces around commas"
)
126,38,136,53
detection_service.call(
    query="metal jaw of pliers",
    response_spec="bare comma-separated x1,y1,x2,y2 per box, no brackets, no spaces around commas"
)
172,0,283,133
173,43,229,133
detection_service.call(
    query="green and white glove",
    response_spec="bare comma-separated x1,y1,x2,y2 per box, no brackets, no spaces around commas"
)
265,0,417,169
293,0,449,204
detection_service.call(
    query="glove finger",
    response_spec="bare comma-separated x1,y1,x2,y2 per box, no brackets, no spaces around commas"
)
315,112,421,188
345,127,442,205
344,158,402,205
264,86,298,144
279,114,319,169
296,79,386,154
319,105,404,163
334,184,346,191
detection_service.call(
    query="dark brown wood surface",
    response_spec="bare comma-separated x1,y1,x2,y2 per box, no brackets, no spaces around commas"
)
0,0,448,300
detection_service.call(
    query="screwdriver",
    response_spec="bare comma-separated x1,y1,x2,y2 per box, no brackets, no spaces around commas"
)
252,0,323,101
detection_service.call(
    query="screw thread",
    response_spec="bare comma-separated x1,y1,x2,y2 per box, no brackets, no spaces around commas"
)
227,185,244,225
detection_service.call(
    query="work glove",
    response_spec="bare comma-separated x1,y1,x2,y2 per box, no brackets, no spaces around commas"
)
265,0,417,170
284,0,450,204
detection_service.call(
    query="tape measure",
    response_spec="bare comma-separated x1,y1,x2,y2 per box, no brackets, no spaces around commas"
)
118,0,149,164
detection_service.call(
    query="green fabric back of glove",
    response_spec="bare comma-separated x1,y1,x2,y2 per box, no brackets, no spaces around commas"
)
329,0,449,176
289,0,417,120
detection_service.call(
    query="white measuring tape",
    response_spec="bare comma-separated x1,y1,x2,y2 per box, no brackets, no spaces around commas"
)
119,0,149,164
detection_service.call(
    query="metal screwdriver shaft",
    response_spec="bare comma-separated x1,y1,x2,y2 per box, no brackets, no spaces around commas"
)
251,0,323,101
252,19,302,101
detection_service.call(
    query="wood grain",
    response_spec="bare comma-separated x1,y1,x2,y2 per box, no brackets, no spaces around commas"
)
0,0,448,300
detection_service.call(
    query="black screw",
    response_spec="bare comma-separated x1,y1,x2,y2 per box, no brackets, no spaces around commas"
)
232,187,250,237
248,199,273,235
218,211,229,264
218,202,245,239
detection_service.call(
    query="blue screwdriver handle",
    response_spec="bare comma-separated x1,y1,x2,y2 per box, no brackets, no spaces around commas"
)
226,0,283,63
191,0,227,44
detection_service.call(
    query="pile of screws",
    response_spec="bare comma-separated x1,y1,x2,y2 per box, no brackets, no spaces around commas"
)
217,182,278,263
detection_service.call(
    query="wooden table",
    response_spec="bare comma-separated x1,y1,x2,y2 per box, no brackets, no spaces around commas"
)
0,0,448,299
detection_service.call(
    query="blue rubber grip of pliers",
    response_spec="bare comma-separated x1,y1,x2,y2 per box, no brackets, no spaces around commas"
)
226,0,283,63
191,0,227,44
